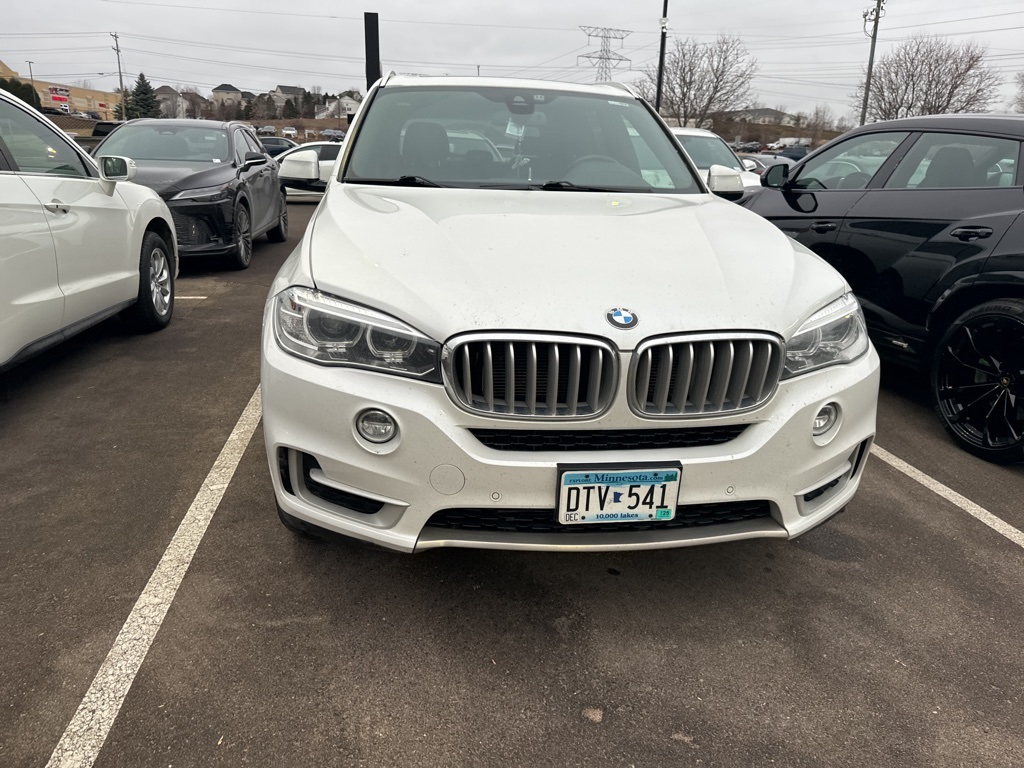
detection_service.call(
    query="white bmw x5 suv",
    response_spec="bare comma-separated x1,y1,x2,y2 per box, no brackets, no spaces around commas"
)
263,75,879,553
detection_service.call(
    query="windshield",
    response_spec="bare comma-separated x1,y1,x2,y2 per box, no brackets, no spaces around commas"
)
97,124,230,163
673,134,743,172
343,85,700,192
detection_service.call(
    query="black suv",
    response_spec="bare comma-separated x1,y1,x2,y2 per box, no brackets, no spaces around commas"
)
94,119,288,269
743,114,1024,463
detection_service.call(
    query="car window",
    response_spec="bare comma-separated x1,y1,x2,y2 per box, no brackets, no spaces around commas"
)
673,133,742,172
98,124,230,163
793,132,908,191
0,99,90,177
884,133,1021,189
232,129,248,165
319,144,341,162
241,130,264,156
344,85,700,192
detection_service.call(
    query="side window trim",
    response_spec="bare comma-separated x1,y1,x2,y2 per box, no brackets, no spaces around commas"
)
862,132,919,188
791,130,912,191
882,131,1022,190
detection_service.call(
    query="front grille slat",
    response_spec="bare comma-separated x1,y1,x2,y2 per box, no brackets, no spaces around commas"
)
426,500,771,533
471,425,747,451
631,333,783,418
447,334,616,420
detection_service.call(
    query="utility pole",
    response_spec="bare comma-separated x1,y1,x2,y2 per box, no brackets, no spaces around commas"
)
859,0,885,126
25,60,36,91
579,27,632,82
111,32,127,119
655,1,669,112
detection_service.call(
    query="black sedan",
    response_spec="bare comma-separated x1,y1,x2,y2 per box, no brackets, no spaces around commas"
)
743,114,1024,463
94,119,288,269
259,136,299,157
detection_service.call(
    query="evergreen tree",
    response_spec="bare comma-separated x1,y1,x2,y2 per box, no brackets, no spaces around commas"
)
129,73,161,118
114,88,131,120
0,77,42,108
282,98,299,119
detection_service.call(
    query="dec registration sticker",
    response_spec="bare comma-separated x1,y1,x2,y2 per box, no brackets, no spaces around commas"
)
557,466,681,525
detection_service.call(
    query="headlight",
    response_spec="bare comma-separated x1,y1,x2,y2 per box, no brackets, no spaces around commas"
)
273,286,442,382
170,184,232,201
783,293,868,378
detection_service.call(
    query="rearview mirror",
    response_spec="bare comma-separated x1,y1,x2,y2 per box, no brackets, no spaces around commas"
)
99,155,137,182
762,163,790,189
741,158,757,172
706,164,745,201
278,149,321,189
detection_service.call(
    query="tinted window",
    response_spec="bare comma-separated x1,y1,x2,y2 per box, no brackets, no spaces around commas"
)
319,144,341,162
0,99,90,177
344,85,700,192
98,124,230,163
884,133,1021,189
793,132,908,190
241,130,264,155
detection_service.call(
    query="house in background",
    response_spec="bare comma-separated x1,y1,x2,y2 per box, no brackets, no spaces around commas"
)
155,85,187,118
714,107,798,127
210,83,243,109
270,85,305,110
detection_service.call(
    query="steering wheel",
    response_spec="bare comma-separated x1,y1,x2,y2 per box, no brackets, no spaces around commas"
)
565,154,621,173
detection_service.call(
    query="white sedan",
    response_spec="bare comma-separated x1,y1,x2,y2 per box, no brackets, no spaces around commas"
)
0,89,177,370
276,141,342,200
671,127,764,189
266,75,879,553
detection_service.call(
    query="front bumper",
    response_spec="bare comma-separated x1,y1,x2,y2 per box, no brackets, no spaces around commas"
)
262,317,880,554
165,198,238,258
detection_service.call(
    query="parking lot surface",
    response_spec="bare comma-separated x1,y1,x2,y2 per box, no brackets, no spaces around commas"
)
2,203,1022,767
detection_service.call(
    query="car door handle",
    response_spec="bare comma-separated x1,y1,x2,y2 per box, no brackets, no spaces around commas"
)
810,221,837,233
43,199,70,214
950,226,993,242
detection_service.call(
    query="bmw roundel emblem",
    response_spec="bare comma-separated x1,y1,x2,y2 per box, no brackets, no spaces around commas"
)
606,307,638,329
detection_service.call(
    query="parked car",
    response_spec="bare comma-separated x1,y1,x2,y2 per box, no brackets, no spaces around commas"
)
258,125,277,136
320,128,346,141
265,74,879,553
743,113,1024,463
93,118,288,270
0,89,177,370
777,145,811,161
259,136,298,157
281,126,298,139
276,141,342,200
739,153,797,175
670,127,763,190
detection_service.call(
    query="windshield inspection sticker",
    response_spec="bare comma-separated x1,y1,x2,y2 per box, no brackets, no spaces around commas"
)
505,120,525,139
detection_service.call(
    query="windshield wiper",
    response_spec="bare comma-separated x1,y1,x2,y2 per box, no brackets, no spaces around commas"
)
534,180,652,192
345,176,445,187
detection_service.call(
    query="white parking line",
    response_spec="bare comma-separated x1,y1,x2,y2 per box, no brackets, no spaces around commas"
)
45,386,263,768
871,445,1024,550
176,296,208,300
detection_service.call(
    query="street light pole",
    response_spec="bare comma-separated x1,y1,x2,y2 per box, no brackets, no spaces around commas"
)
655,0,668,113
25,60,37,103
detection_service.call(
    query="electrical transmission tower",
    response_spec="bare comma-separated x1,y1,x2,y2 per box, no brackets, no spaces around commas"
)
578,27,632,82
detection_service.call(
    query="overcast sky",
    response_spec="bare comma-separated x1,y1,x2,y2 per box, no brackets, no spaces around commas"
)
3,0,1022,119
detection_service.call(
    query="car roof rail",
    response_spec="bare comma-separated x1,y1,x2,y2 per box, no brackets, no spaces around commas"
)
380,70,398,88
606,81,638,98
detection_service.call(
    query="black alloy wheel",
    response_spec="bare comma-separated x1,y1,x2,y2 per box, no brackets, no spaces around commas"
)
230,203,253,270
266,190,289,243
932,299,1024,464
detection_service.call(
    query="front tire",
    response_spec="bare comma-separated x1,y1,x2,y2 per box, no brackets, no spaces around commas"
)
932,299,1024,464
121,231,174,332
266,190,288,243
229,202,253,270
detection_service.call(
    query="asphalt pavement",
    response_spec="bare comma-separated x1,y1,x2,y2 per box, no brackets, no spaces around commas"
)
1,202,1022,767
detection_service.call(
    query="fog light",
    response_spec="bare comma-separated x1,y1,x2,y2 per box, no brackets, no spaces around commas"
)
813,403,840,436
356,409,397,443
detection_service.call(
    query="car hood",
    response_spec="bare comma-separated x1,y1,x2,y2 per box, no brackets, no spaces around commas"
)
305,185,847,348
127,161,233,198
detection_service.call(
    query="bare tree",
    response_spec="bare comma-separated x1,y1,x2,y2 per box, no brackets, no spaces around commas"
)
1012,72,1024,113
636,35,757,128
854,35,1000,121
807,103,835,143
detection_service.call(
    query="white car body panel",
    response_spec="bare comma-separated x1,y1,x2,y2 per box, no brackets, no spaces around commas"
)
307,186,845,344
0,175,64,364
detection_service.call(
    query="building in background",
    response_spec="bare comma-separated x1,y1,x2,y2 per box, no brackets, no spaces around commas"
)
0,60,120,119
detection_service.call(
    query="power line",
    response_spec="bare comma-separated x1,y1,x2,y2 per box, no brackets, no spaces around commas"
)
578,26,632,82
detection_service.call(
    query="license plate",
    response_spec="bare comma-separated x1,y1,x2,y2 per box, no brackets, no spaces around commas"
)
557,465,681,525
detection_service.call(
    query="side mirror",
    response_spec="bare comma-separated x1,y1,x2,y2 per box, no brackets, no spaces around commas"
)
99,155,137,182
279,149,321,189
741,158,757,172
242,151,268,169
706,164,745,201
762,163,790,189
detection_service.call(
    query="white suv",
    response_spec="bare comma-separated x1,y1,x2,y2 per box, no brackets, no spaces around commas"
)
264,75,879,553
1,89,177,370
